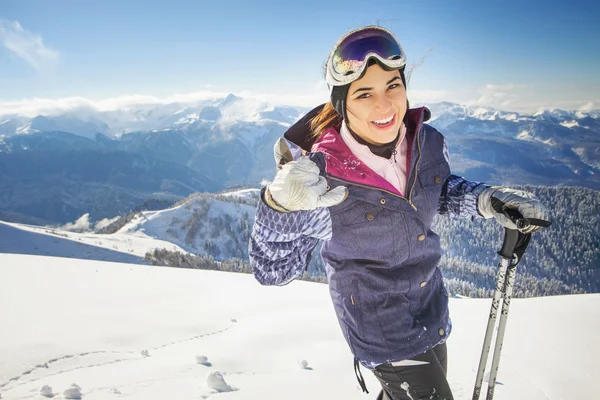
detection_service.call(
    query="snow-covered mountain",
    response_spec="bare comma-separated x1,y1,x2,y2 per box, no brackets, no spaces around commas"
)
1,96,599,226
1,252,598,399
117,190,258,261
0,189,260,263
0,94,308,139
420,102,600,188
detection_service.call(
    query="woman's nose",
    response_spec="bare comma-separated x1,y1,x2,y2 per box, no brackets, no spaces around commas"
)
375,95,392,111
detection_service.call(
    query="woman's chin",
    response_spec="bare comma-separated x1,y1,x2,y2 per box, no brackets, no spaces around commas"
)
368,123,400,144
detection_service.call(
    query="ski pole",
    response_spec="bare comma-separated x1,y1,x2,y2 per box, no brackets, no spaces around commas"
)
472,228,518,400
473,199,551,400
485,257,518,400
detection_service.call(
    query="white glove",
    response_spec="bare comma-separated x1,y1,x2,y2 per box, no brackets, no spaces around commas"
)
478,186,550,233
265,156,348,212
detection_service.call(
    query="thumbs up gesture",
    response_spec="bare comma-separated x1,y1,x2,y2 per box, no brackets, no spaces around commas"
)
265,156,348,212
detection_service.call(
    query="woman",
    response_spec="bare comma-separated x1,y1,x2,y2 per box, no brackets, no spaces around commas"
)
249,26,548,400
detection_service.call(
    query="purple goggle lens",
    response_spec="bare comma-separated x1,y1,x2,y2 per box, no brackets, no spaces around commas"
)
327,27,406,86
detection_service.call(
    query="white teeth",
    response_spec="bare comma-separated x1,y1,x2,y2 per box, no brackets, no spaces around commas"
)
373,115,394,125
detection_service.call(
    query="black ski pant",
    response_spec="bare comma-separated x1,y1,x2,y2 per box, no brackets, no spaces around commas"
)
372,343,454,400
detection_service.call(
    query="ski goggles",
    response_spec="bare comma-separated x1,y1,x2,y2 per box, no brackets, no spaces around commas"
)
326,26,407,87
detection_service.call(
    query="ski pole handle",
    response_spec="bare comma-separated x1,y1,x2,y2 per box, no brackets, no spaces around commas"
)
492,201,525,259
499,228,519,259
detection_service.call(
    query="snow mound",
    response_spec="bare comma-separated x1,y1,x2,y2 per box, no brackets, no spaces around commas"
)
206,371,233,392
298,360,309,369
196,355,211,366
40,385,54,397
63,383,82,399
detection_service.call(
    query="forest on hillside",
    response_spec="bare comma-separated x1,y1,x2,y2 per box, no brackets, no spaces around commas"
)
145,185,599,298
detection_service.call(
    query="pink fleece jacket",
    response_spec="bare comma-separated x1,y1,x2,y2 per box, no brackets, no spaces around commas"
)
339,121,408,196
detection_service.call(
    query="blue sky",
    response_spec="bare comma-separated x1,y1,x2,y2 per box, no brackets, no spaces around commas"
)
0,0,598,115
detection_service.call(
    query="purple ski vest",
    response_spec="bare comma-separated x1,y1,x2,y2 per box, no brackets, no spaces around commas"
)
250,107,487,369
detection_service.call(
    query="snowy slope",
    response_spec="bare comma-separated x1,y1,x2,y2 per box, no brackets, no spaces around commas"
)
0,189,261,263
0,220,184,263
0,254,598,400
118,190,259,260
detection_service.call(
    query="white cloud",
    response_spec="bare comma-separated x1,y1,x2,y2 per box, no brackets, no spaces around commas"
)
0,84,331,117
461,83,599,113
0,19,59,70
60,213,119,232
1,82,595,118
467,83,527,109
579,102,595,112
94,216,120,231
61,213,92,233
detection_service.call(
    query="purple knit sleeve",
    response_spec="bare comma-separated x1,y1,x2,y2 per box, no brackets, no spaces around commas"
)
437,138,490,218
438,174,489,218
249,188,332,286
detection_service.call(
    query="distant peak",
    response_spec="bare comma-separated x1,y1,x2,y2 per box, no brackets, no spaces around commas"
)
221,93,240,104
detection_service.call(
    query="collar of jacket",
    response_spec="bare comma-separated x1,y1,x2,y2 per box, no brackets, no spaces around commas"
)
310,107,429,195
311,125,403,195
283,103,431,153
276,107,430,195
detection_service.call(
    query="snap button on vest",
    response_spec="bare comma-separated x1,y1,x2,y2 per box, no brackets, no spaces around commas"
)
439,328,445,336
418,234,425,241
366,212,375,221
420,281,427,287
380,198,386,205
326,184,330,191
434,176,442,184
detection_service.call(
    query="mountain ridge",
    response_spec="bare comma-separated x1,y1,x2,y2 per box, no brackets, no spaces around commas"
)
1,96,599,225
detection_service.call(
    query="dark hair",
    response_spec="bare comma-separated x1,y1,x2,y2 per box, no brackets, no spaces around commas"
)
309,102,342,140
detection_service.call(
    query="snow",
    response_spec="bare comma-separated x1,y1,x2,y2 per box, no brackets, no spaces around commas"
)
560,120,579,128
173,113,200,126
15,123,36,135
219,188,261,201
118,195,255,259
0,220,184,262
572,147,600,170
205,371,234,392
503,114,519,121
516,129,557,146
40,385,53,397
196,355,210,366
0,252,598,399
400,382,415,400
63,384,83,399
0,189,260,265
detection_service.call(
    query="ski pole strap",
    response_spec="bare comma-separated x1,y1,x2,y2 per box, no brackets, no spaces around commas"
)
498,228,531,266
527,217,551,228
491,198,551,230
354,358,369,393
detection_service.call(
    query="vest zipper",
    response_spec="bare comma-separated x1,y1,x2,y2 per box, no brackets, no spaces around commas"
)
408,125,423,203
326,126,423,211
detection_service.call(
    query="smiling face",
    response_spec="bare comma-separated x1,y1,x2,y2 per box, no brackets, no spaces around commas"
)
346,63,407,145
